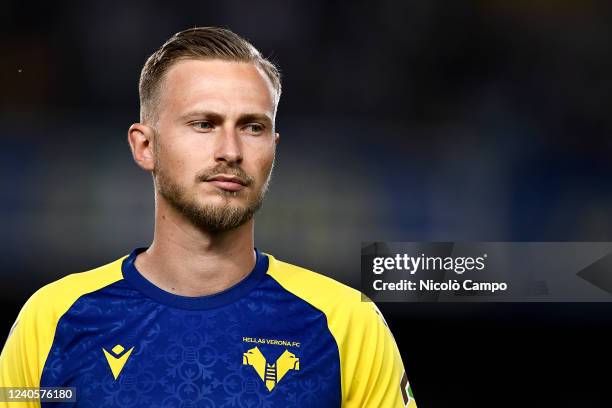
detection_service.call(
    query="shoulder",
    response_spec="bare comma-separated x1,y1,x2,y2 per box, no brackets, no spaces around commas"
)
1,255,128,384
264,254,406,406
266,253,361,306
17,255,126,329
265,253,385,336
266,253,358,294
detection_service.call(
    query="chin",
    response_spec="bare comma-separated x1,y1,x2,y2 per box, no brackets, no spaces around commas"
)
199,193,247,207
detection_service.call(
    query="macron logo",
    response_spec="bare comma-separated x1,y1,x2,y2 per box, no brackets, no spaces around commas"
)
102,344,134,380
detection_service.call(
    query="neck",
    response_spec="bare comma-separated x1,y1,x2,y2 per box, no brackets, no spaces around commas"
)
134,195,256,297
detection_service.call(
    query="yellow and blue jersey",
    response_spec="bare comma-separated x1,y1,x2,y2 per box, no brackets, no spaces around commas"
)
0,248,416,407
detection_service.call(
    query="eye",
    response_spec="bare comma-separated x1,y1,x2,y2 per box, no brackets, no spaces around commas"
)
243,123,265,135
191,121,214,131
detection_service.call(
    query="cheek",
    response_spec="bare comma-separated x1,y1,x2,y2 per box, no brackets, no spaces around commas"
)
252,148,275,181
157,128,213,182
157,141,200,185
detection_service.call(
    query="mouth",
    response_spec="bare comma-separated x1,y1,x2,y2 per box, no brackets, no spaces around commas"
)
205,174,247,192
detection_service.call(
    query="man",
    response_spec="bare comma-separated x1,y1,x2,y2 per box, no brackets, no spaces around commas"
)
0,27,416,407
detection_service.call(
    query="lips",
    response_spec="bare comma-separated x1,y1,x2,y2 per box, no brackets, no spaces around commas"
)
206,174,246,192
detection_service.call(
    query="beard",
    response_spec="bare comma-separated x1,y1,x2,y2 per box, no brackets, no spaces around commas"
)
154,158,273,233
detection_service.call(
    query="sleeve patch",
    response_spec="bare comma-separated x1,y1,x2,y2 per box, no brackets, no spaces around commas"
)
400,370,414,407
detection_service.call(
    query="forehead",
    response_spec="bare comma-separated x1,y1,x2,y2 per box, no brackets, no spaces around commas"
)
158,58,276,118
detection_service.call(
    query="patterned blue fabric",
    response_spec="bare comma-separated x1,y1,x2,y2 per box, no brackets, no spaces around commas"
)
40,248,341,407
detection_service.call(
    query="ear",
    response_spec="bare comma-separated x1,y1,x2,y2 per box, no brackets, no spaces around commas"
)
274,132,280,145
127,123,156,171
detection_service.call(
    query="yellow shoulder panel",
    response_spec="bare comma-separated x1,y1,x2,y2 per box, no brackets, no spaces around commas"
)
0,255,127,405
266,254,417,408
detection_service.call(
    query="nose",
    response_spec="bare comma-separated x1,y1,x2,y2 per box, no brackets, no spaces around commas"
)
214,126,243,165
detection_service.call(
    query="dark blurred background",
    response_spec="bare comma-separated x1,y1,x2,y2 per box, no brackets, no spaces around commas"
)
2,0,612,406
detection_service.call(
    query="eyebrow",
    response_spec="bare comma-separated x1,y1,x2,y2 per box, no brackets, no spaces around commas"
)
178,110,273,127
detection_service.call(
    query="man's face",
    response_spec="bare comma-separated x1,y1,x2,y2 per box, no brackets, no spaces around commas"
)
151,59,278,232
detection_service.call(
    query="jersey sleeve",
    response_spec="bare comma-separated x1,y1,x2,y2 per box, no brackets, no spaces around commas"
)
0,256,125,408
0,288,49,407
0,256,127,407
264,255,418,407
343,300,417,408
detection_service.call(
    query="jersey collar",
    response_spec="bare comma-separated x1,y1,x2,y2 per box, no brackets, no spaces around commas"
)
121,247,269,310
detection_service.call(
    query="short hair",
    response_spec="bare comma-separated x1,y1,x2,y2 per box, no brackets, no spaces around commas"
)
139,27,282,123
